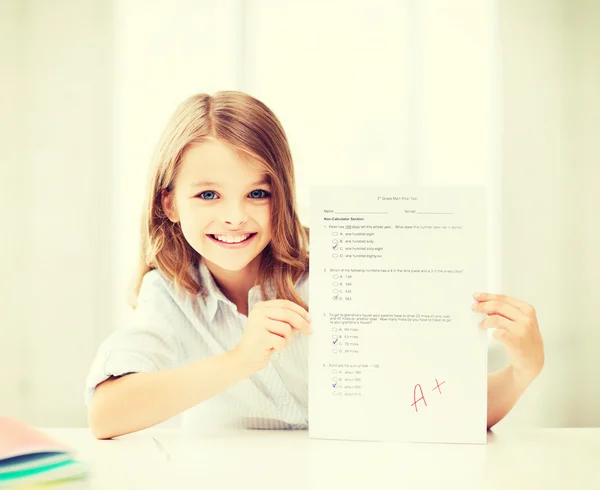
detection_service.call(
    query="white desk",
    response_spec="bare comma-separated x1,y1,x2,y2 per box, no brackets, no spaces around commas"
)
44,428,600,490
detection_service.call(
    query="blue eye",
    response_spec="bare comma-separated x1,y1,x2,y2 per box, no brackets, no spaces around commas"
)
197,191,218,200
249,189,270,199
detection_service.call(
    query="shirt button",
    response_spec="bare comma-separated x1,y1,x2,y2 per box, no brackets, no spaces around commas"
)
282,397,291,405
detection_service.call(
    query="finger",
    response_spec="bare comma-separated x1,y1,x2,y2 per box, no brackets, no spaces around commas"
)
264,306,311,336
265,320,293,346
479,314,524,335
269,333,287,352
472,299,526,323
473,292,534,315
492,327,517,347
264,299,311,325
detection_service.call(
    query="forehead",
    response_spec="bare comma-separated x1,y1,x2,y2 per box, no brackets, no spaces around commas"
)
177,139,266,186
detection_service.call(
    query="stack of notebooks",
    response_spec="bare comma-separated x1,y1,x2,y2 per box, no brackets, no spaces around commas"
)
0,417,88,489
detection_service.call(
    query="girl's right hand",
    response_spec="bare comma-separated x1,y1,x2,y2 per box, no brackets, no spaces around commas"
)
232,299,312,372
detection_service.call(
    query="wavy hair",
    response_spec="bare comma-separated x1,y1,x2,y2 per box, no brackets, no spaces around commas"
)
131,91,309,310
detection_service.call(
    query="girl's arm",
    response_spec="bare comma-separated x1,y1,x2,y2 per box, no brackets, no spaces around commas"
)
473,292,544,430
486,365,533,430
88,349,255,439
89,299,310,439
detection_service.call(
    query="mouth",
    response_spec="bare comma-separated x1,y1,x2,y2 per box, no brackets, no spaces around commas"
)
207,232,258,249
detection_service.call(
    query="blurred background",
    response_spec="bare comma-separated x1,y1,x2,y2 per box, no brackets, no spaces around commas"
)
0,0,598,429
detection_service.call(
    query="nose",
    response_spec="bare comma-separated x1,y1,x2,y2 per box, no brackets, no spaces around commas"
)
222,201,248,227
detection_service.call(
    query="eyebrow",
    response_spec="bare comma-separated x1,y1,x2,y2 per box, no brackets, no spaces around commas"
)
190,179,270,188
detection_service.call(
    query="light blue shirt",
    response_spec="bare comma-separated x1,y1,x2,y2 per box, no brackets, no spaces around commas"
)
84,258,310,432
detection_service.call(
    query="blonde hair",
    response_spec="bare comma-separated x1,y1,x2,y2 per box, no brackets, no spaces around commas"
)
131,91,309,311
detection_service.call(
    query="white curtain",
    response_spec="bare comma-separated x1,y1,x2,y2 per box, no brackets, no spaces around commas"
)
1,0,598,428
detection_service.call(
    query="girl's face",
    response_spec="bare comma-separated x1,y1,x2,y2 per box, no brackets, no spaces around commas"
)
162,139,273,273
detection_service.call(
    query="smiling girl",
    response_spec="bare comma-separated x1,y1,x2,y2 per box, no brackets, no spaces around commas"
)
85,91,544,439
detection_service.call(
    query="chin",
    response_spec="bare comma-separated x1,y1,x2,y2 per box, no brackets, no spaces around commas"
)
200,248,266,273
211,258,253,272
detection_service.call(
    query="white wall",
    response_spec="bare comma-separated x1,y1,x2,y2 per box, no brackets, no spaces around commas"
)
495,0,571,427
0,0,113,426
569,0,600,426
496,0,600,427
0,0,27,421
243,0,411,206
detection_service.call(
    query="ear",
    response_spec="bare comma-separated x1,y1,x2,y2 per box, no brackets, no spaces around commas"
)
161,190,179,223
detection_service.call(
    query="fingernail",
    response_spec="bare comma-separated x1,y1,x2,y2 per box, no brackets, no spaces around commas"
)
471,303,478,310
307,314,312,322
473,292,482,298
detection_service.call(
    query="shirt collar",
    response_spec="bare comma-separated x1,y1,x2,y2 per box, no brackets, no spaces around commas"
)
198,257,276,322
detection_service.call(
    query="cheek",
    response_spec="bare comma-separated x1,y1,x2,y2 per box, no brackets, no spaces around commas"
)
178,207,210,237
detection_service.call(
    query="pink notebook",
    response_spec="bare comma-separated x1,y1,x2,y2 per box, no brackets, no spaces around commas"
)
0,417,71,461
0,417,88,488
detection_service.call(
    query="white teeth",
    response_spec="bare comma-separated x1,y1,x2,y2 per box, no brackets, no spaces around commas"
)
213,233,251,244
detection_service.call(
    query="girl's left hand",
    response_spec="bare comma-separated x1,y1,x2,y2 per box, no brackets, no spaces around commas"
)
473,292,545,386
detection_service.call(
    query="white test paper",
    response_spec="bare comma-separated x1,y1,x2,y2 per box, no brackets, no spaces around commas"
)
308,186,488,444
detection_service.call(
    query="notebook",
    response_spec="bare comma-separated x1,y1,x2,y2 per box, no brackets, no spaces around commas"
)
0,417,88,489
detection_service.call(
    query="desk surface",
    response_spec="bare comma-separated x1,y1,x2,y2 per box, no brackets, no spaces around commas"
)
44,428,600,490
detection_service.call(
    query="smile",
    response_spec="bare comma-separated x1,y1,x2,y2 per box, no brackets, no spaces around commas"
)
207,233,257,248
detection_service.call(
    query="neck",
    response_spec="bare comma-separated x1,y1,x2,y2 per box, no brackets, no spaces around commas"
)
205,254,262,315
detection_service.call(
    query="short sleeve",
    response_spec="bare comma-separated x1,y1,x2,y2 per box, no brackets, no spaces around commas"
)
83,270,189,406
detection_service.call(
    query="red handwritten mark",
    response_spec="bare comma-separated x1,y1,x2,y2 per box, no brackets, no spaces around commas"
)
411,384,427,412
432,378,446,394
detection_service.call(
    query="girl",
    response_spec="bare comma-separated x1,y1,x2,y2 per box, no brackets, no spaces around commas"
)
85,91,545,439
